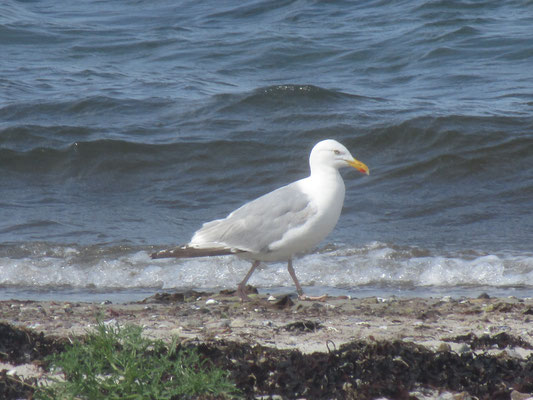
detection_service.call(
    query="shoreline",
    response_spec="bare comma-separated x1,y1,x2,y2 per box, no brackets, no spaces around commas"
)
3,284,533,305
4,291,533,353
2,291,533,399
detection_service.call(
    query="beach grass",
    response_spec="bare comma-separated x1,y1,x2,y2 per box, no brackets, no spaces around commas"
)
35,321,240,400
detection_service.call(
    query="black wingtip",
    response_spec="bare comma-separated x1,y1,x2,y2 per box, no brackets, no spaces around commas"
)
150,246,243,259
151,247,181,259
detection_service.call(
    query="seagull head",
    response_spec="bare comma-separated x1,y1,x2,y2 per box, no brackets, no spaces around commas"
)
309,139,369,175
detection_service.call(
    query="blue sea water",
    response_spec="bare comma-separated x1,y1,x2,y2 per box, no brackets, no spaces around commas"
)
1,0,532,301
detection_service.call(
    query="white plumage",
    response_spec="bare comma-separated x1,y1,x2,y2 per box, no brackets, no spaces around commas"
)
152,139,369,300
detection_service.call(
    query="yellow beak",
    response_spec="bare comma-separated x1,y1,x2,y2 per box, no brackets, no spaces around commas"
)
348,158,370,175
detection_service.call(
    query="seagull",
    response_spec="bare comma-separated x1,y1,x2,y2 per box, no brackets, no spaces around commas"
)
152,139,369,301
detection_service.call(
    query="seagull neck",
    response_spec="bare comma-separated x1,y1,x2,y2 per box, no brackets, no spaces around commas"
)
306,164,346,212
309,164,341,181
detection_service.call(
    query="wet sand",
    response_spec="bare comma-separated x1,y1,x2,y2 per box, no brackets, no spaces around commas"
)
2,291,533,399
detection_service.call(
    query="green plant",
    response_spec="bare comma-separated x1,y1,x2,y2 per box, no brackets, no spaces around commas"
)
35,321,239,399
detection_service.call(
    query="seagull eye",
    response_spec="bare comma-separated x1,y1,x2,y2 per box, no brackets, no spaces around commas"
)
333,150,341,155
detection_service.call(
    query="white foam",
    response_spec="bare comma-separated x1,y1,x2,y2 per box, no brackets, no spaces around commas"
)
1,242,532,292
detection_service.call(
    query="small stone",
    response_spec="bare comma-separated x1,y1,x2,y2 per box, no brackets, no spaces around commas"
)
230,318,246,328
457,344,471,354
437,342,452,352
510,389,533,400
453,392,474,400
205,299,218,305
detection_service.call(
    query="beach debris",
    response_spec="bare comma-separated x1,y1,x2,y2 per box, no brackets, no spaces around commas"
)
523,307,533,315
140,291,212,304
0,322,66,365
281,320,323,333
3,319,533,399
444,332,533,350
219,285,259,297
271,295,294,309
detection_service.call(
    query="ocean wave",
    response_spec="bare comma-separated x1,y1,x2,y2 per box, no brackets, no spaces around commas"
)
2,112,531,187
0,125,95,152
0,96,169,124
1,242,532,292
214,84,374,114
364,115,533,182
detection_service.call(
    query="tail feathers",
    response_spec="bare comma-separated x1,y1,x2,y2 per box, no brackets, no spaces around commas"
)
151,246,243,259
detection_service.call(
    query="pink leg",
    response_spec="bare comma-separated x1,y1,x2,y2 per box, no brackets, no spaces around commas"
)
237,260,260,302
287,259,304,297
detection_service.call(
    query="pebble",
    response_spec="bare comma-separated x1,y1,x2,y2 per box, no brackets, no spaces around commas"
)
437,342,452,352
205,299,218,305
457,344,471,354
230,318,246,328
510,390,533,400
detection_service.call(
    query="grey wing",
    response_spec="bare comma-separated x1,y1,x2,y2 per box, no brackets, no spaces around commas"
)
189,182,316,253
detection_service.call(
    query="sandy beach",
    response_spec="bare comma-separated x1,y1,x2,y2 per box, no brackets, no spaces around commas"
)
2,291,533,399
